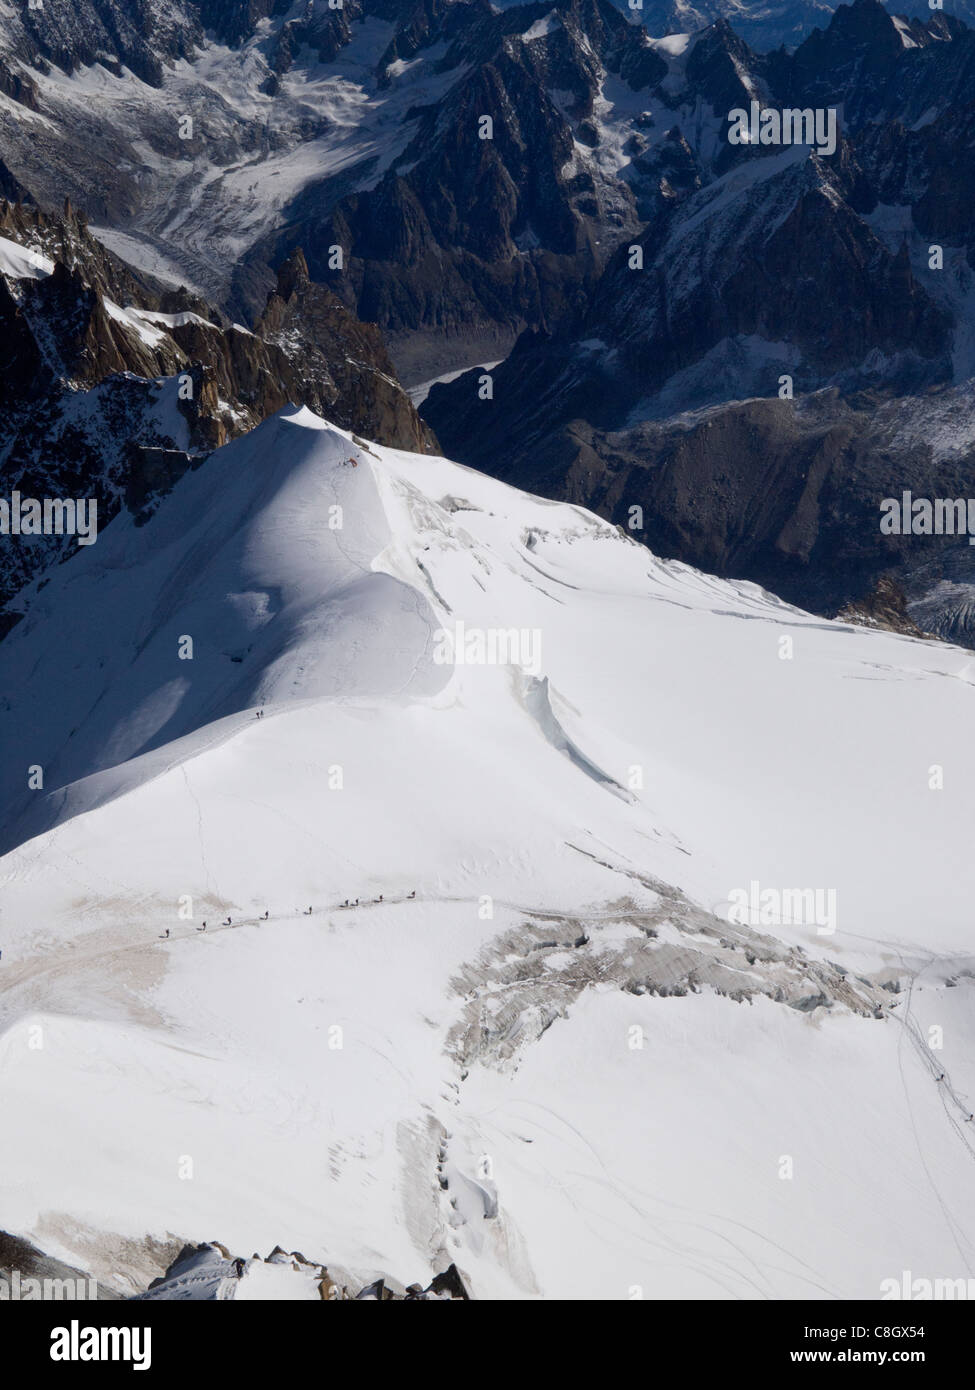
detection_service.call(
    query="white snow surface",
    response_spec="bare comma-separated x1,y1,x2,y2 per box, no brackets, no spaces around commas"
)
0,233,54,281
891,14,920,48
1,405,975,1298
521,13,563,42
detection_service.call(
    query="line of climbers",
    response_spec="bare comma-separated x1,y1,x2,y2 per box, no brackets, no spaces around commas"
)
158,892,418,938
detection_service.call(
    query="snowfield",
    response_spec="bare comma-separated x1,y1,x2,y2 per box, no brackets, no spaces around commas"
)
1,405,974,1298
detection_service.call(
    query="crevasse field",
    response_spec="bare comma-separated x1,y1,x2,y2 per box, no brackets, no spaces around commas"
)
2,406,974,1298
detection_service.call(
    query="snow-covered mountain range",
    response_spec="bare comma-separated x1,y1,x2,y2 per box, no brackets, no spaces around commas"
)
2,404,974,1298
0,0,966,377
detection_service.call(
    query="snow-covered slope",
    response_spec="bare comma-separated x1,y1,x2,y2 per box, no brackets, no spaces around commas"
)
2,405,974,1298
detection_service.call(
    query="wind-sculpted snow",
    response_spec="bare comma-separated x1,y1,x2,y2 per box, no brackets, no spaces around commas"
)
1,406,975,1297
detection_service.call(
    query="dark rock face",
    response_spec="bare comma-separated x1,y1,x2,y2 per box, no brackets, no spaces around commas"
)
197,0,294,47
423,139,953,457
783,0,923,116
256,249,437,451
264,0,975,363
856,105,975,267
0,200,427,446
8,0,202,86
0,1231,123,1300
0,57,39,111
253,0,672,349
0,198,148,304
602,158,946,399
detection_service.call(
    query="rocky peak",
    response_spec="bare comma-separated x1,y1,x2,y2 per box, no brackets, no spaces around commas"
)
684,19,767,115
197,0,292,46
274,246,312,301
257,246,437,452
785,0,928,115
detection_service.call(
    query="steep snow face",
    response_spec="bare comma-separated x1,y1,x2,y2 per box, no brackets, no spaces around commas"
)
1,406,975,1298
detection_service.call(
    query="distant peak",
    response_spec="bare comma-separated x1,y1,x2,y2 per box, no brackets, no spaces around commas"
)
279,404,330,431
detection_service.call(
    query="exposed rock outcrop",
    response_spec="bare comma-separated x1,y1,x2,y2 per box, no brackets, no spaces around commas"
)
131,1240,471,1300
